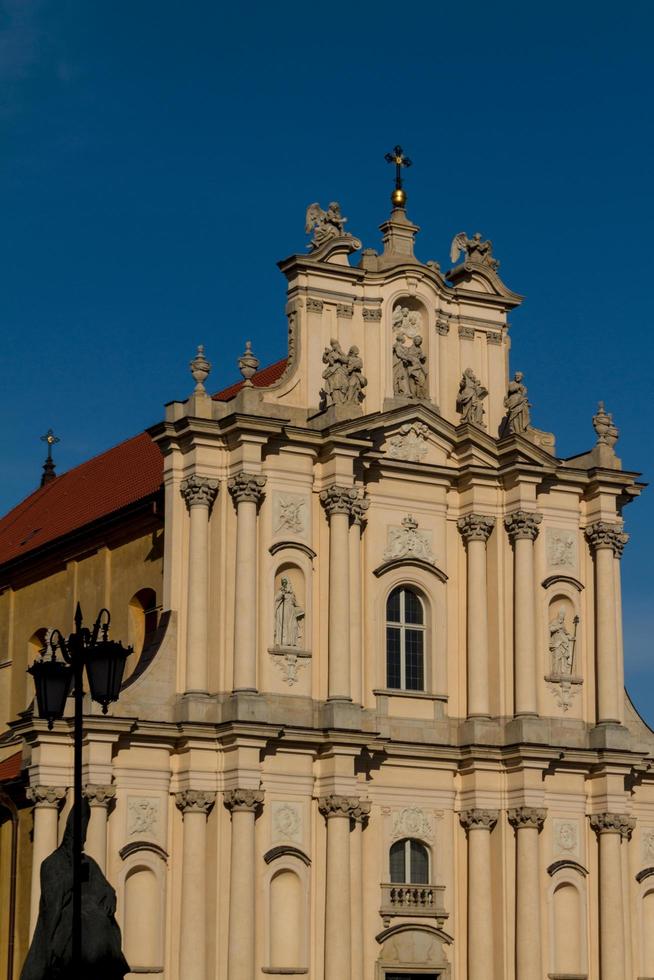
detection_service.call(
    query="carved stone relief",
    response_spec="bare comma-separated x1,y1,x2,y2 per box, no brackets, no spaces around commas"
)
383,515,437,566
392,304,423,339
272,492,308,536
553,818,580,858
381,930,443,967
546,528,577,569
128,797,159,838
391,806,434,842
387,422,429,462
271,801,303,845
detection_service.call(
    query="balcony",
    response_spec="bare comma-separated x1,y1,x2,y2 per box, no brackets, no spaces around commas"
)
380,882,448,928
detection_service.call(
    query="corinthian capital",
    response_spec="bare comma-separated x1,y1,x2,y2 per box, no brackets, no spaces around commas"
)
180,474,220,510
457,513,495,543
26,785,66,809
320,485,359,518
459,807,499,831
223,788,264,813
350,491,370,527
83,784,116,808
590,812,635,838
227,471,267,506
504,510,542,542
585,521,629,558
175,790,216,815
508,806,547,831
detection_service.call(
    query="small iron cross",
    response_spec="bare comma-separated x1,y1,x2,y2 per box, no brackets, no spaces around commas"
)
40,428,60,460
385,145,412,190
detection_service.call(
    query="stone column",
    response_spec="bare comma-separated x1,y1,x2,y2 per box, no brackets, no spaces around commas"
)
228,472,267,692
83,784,116,873
505,510,542,717
620,815,635,980
175,790,215,980
590,812,633,980
26,785,65,936
319,795,370,980
320,487,358,701
349,800,369,980
349,495,369,705
585,522,629,724
224,788,264,980
457,515,496,718
508,806,546,980
180,475,220,694
460,808,498,980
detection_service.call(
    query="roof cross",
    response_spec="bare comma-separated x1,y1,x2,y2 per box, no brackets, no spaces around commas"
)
385,145,412,191
40,428,60,460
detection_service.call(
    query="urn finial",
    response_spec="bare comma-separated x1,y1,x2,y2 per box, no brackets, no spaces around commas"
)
190,344,211,393
593,401,619,448
238,340,260,386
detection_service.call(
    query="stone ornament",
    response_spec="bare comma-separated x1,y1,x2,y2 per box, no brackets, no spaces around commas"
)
223,788,265,813
272,648,310,686
318,795,371,821
238,340,259,384
320,338,367,409
180,474,219,510
487,331,502,345
336,303,353,318
450,231,500,270
274,577,304,649
175,790,216,815
505,510,542,542
83,784,116,807
642,828,654,863
362,307,382,321
436,318,449,336
459,808,499,831
456,368,488,427
320,485,359,518
458,325,475,340
189,344,211,393
128,797,159,836
547,529,576,568
227,471,267,505
305,201,349,250
387,422,429,462
502,371,531,435
350,492,370,528
391,806,434,841
553,819,580,857
272,492,307,535
392,332,428,399
26,785,66,808
508,806,547,831
306,298,324,313
593,401,619,448
383,515,437,566
585,521,629,558
272,802,303,844
457,514,495,544
590,812,636,838
392,304,423,339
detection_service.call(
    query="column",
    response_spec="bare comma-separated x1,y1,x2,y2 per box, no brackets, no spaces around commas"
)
83,784,116,873
585,522,629,724
505,510,542,717
228,472,266,692
620,815,635,980
349,494,369,705
457,515,496,718
508,806,546,980
224,788,264,980
320,487,358,701
349,800,369,980
319,795,370,980
176,790,216,980
590,812,633,980
460,808,498,980
180,475,220,694
26,785,65,935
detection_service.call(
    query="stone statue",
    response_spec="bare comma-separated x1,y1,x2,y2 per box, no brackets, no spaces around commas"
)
450,231,500,270
320,339,367,408
456,368,488,426
274,577,303,648
392,304,422,338
502,371,531,434
21,799,130,980
393,333,428,399
548,608,574,675
305,202,347,250
345,345,367,404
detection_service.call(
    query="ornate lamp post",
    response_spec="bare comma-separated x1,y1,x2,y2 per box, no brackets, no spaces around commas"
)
27,603,131,972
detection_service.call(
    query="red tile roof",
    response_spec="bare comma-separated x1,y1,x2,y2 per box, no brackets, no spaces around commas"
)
212,357,288,401
0,751,22,782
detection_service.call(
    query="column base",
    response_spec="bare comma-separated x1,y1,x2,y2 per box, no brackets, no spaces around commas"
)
589,722,630,750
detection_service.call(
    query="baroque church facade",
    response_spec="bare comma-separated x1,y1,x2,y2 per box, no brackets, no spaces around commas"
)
1,173,653,980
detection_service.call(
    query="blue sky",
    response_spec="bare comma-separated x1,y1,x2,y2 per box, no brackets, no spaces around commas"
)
1,1,653,717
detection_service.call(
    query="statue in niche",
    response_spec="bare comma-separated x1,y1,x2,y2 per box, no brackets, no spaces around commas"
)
305,201,347,250
320,339,367,408
548,608,576,676
456,368,488,426
450,231,500,270
393,333,428,399
274,577,304,648
392,304,422,339
502,371,531,434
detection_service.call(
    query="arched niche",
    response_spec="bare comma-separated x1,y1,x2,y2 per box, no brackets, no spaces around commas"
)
547,866,588,978
375,923,452,977
636,873,654,976
389,295,433,404
125,587,159,681
263,853,309,974
543,581,583,714
267,550,312,692
121,861,164,973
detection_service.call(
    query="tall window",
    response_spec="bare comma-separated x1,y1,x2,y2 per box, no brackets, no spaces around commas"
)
389,838,429,884
386,586,425,691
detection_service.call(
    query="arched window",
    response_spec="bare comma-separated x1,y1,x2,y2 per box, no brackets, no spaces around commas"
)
386,586,425,691
389,838,429,884
126,589,158,680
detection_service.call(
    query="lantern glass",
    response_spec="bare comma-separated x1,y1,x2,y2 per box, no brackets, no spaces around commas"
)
86,639,131,711
27,659,73,728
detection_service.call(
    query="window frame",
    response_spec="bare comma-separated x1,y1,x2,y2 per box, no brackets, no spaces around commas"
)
389,837,431,885
386,586,427,692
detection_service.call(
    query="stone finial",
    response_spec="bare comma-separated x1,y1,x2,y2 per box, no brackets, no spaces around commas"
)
590,812,635,838
83,784,116,807
227,472,267,506
320,485,359,518
593,401,619,449
457,514,496,544
190,344,211,393
26,785,66,808
504,510,542,542
585,521,629,558
180,474,220,510
508,806,547,831
175,790,216,815
459,808,499,831
318,795,369,820
223,788,264,813
238,340,260,386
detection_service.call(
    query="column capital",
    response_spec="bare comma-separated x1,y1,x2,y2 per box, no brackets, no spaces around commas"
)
585,520,629,557
227,471,267,505
83,784,116,808
223,788,264,813
175,789,216,815
350,491,370,528
26,785,66,809
508,806,547,830
459,807,498,831
590,811,635,837
457,513,495,543
504,509,542,542
318,794,370,820
320,485,359,518
180,474,220,509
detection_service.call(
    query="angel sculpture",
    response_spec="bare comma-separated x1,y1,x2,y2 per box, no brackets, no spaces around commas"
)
305,201,347,250
449,231,500,271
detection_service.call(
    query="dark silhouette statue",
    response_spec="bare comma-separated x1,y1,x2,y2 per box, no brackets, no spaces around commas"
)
21,799,130,980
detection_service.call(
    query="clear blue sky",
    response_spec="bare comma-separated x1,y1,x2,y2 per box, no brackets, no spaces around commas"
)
2,1,653,717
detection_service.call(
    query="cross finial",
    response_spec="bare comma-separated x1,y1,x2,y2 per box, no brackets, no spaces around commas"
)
385,145,412,208
39,428,60,487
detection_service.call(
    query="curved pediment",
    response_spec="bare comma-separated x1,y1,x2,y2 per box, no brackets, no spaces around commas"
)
373,557,448,583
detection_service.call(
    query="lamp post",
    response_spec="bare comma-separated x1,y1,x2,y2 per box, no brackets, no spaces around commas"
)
27,602,131,973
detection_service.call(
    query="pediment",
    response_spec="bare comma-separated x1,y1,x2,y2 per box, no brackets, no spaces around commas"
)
446,260,524,308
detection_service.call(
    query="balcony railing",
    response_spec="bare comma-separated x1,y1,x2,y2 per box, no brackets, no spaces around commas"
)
380,882,448,927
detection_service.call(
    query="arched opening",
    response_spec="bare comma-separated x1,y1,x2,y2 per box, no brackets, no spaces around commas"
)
643,889,654,974
126,588,158,679
386,586,425,691
124,865,161,969
269,868,303,968
25,628,48,710
553,881,582,974
390,838,430,884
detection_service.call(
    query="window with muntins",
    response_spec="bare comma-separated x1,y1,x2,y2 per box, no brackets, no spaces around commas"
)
386,586,425,691
389,838,430,884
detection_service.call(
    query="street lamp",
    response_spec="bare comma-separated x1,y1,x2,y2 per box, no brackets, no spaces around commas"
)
27,602,132,972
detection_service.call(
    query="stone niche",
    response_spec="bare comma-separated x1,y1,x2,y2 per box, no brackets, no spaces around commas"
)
268,562,311,691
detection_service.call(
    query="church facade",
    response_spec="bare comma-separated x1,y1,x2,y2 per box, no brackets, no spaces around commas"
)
1,176,653,980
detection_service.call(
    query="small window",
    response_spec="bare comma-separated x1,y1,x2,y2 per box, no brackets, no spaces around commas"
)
386,586,425,691
389,838,429,884
126,589,159,679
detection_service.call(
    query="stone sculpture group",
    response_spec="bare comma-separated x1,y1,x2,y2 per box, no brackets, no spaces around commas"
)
320,339,367,408
392,332,428,399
